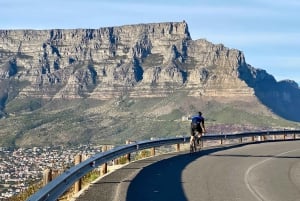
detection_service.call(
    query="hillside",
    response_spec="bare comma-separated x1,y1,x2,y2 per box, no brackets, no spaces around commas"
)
0,21,299,147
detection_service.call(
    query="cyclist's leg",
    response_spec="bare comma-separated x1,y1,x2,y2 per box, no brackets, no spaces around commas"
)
190,134,194,145
196,132,200,145
197,132,203,148
190,125,199,153
190,135,194,154
190,135,198,153
193,137,197,152
196,126,203,145
190,126,195,145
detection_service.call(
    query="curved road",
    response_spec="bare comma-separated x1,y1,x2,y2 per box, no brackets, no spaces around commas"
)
76,140,300,201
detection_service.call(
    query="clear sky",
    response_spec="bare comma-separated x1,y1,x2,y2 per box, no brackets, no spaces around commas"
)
1,0,300,84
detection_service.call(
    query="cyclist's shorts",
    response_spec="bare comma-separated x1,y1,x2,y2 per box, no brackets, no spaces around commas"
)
191,123,202,135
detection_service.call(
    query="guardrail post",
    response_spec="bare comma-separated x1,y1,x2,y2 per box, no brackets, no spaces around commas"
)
101,145,108,175
151,147,155,156
74,154,82,193
283,134,286,140
126,153,131,163
294,133,296,139
176,143,180,152
102,163,108,175
43,168,52,186
221,138,223,145
126,140,131,162
239,137,242,143
251,136,255,142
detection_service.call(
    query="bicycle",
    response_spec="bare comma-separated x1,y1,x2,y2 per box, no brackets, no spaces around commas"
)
190,131,203,155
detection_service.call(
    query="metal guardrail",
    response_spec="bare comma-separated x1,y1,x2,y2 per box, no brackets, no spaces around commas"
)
202,130,300,141
27,130,300,201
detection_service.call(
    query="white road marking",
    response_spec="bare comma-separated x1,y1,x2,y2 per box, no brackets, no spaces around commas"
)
244,148,300,201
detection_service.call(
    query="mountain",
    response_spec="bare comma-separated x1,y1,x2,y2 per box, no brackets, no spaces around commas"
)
0,21,299,147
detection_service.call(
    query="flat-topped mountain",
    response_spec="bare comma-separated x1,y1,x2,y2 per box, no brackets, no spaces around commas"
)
0,22,252,99
0,21,299,147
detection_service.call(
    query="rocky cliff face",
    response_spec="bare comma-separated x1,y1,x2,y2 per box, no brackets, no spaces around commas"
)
238,64,300,121
0,21,299,121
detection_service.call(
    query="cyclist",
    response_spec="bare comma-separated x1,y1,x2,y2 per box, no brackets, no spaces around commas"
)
190,111,206,146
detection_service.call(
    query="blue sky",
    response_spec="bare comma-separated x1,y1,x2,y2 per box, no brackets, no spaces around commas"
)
1,0,300,84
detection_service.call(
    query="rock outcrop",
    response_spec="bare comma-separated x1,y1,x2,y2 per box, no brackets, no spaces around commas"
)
0,21,299,121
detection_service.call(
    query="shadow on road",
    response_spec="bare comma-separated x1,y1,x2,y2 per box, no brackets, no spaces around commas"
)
126,144,246,201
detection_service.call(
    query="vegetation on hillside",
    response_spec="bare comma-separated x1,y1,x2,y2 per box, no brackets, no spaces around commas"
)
0,91,299,148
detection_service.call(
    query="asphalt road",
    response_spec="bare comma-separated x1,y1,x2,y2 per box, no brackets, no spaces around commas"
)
75,140,300,201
